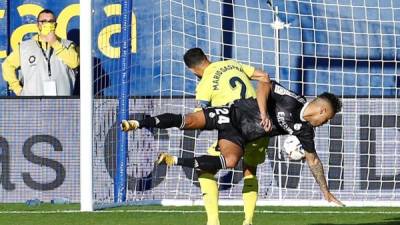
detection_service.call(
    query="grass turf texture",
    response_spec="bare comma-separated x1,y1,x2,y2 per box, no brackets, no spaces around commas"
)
0,204,399,225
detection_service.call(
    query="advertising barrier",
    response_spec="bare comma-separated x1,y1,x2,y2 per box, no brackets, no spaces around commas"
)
1,98,399,202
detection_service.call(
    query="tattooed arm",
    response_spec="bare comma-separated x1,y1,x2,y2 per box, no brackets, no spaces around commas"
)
305,151,345,206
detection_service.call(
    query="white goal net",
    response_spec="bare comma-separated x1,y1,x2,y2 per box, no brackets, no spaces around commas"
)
89,0,400,208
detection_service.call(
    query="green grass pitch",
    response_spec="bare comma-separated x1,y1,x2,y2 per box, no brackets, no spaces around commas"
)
0,204,399,225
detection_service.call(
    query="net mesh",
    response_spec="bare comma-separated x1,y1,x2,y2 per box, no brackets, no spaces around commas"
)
92,0,400,208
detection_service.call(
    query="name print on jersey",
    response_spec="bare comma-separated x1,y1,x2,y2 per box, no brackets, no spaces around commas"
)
212,65,244,90
274,85,306,104
277,111,294,134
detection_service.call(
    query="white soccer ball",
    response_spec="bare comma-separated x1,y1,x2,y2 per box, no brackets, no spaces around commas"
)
283,135,305,160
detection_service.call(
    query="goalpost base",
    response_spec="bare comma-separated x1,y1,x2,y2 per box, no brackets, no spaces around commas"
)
94,199,400,208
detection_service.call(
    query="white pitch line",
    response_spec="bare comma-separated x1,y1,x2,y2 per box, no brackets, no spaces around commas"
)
1,209,400,214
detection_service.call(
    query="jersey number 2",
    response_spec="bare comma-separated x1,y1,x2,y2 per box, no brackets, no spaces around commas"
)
229,77,247,99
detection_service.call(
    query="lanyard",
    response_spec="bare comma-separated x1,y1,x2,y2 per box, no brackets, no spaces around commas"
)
37,41,54,77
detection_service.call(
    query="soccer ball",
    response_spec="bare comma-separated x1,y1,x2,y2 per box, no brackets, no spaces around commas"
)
283,135,305,160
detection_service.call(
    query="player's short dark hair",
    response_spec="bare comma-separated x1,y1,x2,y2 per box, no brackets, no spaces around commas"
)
37,9,55,21
183,48,207,68
317,92,342,113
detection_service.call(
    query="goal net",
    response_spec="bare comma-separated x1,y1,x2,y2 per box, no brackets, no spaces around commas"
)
89,0,400,209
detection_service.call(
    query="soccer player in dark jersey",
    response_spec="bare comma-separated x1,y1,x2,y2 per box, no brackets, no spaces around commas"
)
121,80,344,206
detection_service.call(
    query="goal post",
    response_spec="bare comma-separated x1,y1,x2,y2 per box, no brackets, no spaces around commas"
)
80,0,93,212
86,0,400,210
114,0,133,203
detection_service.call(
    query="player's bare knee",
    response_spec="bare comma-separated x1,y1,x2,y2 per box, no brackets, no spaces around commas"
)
225,160,237,169
184,112,205,129
184,114,199,128
224,155,240,168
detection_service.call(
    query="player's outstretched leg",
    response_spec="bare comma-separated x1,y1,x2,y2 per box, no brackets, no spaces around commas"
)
120,113,185,132
155,139,243,172
155,152,228,173
121,111,207,132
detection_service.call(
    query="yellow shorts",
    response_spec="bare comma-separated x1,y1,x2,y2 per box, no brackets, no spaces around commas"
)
207,137,269,167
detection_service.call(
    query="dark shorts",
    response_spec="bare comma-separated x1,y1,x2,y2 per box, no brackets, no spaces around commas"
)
202,106,245,149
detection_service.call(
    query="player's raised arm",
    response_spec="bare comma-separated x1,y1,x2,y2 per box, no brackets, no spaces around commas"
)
255,78,272,132
250,69,270,83
305,151,345,207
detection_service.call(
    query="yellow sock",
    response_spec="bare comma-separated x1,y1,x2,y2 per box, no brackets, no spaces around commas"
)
242,175,258,225
199,173,220,225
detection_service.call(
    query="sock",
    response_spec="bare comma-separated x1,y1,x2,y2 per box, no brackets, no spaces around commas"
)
177,155,226,173
139,113,184,129
242,175,258,225
199,173,220,225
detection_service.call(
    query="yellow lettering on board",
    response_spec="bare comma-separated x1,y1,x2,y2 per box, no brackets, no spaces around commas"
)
98,4,137,58
98,24,121,58
10,4,43,51
131,13,137,53
0,9,6,58
56,4,79,39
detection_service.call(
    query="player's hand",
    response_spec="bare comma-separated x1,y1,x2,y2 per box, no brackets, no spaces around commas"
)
260,113,272,132
323,191,345,207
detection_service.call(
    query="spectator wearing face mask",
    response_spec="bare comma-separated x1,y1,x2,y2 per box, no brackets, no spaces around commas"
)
2,9,79,96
